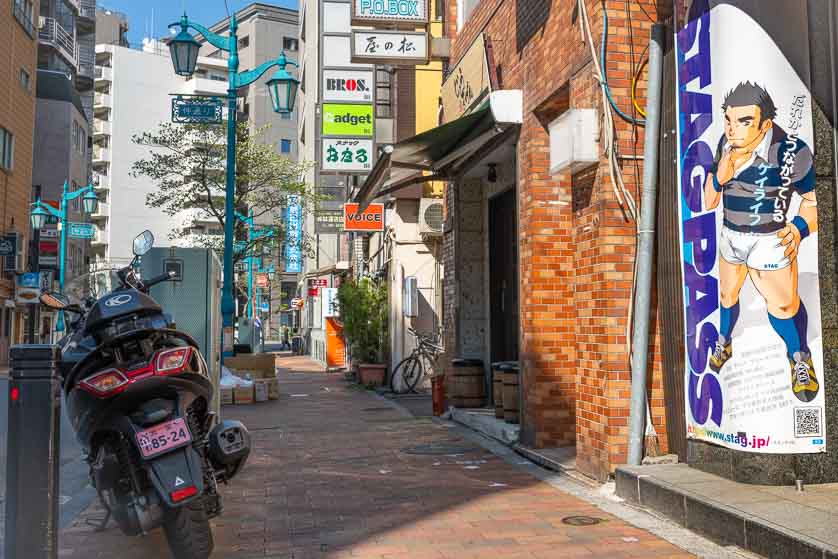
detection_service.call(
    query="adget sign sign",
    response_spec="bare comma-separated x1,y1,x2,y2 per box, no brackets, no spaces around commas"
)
322,103,374,137
323,70,374,103
352,0,428,25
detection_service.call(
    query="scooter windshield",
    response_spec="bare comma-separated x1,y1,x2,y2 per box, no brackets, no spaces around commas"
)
64,269,123,308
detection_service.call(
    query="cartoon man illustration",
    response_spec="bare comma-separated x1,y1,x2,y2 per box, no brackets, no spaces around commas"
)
703,82,818,402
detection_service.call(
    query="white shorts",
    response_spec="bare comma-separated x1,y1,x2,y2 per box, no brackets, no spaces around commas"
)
719,226,791,271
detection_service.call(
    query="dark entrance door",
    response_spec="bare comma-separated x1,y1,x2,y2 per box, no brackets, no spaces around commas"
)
489,188,519,363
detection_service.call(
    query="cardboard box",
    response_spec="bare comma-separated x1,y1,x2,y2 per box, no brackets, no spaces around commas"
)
267,378,279,400
225,354,276,377
254,380,268,402
234,384,254,404
220,387,234,406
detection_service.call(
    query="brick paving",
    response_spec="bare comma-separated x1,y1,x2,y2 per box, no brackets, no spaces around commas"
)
59,356,695,559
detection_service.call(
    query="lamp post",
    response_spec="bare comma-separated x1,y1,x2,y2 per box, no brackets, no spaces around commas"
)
30,180,99,332
168,12,299,359
234,209,255,319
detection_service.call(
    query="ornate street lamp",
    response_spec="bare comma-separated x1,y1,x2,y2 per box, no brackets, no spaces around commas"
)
168,15,201,77
30,204,50,231
82,190,99,214
266,55,300,114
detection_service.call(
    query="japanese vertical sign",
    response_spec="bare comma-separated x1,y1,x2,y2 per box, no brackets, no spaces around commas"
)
284,195,303,274
676,1,824,453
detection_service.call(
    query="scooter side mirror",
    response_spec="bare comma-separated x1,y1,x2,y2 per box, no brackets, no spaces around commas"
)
133,230,155,256
40,292,70,310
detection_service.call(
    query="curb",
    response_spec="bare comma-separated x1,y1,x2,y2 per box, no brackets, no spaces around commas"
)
616,465,838,559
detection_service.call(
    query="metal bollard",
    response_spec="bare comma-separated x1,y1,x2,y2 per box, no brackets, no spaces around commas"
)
5,345,61,559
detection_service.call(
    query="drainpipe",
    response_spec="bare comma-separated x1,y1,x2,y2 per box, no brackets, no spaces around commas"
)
627,23,665,466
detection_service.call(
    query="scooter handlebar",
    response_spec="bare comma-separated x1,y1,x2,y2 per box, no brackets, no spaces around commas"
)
142,271,176,290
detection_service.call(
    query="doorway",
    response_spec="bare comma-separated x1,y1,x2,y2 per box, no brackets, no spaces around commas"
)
489,188,519,363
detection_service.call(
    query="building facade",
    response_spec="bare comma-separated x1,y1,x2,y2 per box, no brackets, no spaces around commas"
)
0,0,40,362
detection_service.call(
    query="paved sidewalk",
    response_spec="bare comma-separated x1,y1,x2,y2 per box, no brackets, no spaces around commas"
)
59,357,699,559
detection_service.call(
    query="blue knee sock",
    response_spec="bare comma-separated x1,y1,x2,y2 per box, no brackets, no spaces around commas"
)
719,302,740,344
768,303,809,360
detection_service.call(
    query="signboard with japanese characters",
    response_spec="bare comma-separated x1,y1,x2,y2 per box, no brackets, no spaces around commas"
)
315,209,344,233
441,33,493,122
321,138,374,172
284,195,303,274
351,0,429,26
351,30,429,65
323,70,374,103
322,103,374,137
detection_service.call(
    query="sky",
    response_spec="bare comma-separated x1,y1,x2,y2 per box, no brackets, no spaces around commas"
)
99,0,298,48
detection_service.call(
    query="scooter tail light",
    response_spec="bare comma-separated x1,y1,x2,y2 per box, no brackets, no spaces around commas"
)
80,369,129,396
170,485,198,503
155,347,192,375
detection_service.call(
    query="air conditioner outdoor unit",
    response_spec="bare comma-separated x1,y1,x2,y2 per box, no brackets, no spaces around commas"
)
418,198,443,236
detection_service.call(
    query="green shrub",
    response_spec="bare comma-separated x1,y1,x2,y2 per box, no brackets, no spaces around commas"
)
337,277,388,364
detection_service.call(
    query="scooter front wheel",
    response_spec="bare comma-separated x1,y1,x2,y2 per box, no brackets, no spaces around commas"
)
162,500,214,559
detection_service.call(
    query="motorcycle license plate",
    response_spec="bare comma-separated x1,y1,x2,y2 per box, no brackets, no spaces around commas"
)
136,418,192,458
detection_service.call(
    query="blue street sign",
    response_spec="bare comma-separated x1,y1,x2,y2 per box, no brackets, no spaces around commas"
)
171,96,224,124
68,222,96,239
261,301,269,313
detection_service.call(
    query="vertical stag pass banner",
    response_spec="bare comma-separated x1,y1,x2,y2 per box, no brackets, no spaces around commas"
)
676,1,825,453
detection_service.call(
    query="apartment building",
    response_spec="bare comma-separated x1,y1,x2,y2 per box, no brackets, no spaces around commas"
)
0,0,40,363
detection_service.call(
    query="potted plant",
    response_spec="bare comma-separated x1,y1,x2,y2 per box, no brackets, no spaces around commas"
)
337,277,388,386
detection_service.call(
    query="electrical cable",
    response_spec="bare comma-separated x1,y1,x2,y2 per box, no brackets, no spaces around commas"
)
600,6,646,126
631,47,650,118
576,0,638,222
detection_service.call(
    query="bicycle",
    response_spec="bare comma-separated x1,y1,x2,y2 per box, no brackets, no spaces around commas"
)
390,328,443,394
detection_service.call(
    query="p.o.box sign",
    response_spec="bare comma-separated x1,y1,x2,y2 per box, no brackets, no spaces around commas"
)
352,0,429,26
344,203,385,232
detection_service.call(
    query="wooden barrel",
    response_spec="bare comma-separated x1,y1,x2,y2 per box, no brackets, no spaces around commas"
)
449,359,485,408
492,369,504,418
502,367,520,424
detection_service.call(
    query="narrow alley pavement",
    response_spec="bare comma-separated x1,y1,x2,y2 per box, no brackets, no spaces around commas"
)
59,356,722,559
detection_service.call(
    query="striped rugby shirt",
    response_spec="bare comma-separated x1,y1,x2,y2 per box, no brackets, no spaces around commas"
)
711,125,815,234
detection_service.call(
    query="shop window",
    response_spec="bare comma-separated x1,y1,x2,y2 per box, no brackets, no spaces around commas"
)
0,128,14,171
375,69,392,118
283,37,299,52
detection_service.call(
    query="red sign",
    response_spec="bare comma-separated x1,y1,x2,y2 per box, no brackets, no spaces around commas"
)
308,288,320,297
343,203,385,232
308,278,328,287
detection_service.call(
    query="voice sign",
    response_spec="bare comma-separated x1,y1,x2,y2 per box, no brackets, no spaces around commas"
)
359,0,421,18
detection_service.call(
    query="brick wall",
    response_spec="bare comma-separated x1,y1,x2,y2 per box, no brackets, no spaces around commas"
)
443,0,667,480
0,5,38,301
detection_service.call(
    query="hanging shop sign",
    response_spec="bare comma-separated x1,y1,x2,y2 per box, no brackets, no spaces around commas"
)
322,287,339,318
171,95,224,124
440,33,493,122
0,234,16,257
351,30,429,66
351,0,429,26
15,272,41,305
321,138,374,172
323,69,374,103
322,103,374,137
308,287,320,297
284,195,303,274
39,240,58,269
343,203,385,232
676,1,824,453
256,274,269,288
315,209,345,234
308,278,328,287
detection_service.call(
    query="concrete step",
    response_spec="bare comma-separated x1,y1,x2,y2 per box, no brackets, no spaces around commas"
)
616,463,838,559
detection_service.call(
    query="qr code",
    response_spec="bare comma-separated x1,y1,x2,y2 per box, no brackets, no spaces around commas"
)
794,407,822,437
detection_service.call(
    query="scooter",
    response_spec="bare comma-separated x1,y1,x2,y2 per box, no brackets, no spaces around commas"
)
40,230,250,559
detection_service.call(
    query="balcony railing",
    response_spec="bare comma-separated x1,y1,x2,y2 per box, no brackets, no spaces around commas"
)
93,146,110,164
94,120,111,136
94,66,113,81
92,172,110,190
38,17,79,71
94,92,111,107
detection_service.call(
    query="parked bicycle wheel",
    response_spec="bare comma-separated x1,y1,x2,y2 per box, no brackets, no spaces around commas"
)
390,355,423,394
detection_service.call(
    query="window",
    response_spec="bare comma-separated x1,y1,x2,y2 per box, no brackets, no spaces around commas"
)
0,128,14,171
238,35,250,49
375,69,392,118
283,37,299,52
13,0,34,37
280,139,292,154
18,68,30,92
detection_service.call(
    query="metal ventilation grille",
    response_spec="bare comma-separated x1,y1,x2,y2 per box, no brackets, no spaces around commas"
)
423,202,443,232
